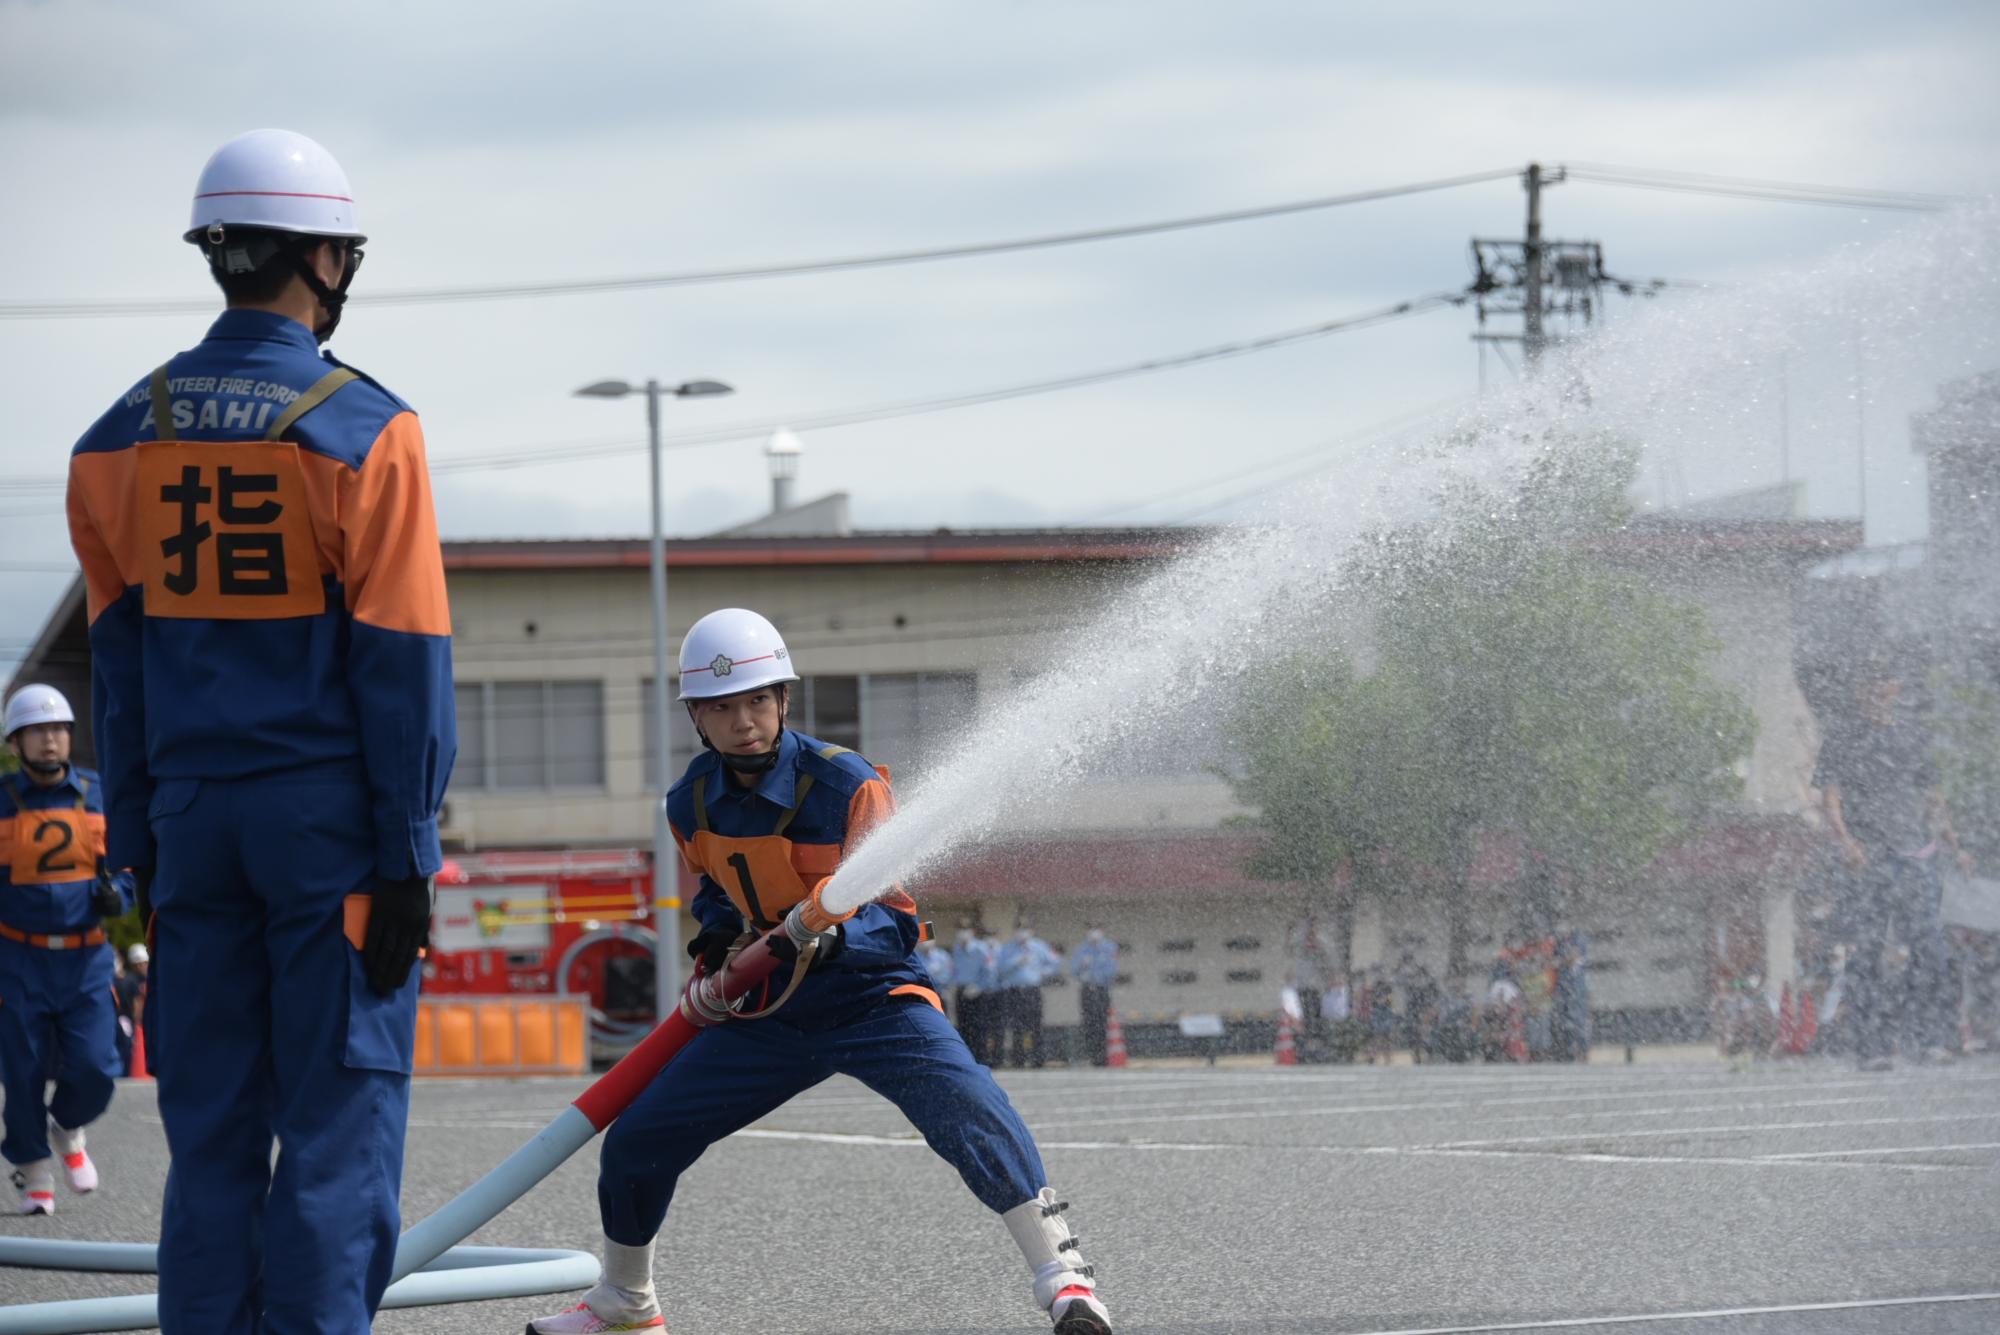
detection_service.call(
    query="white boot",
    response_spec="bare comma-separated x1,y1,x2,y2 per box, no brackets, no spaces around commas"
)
1003,1188,1113,1333
526,1238,664,1333
49,1124,98,1193
12,1160,55,1216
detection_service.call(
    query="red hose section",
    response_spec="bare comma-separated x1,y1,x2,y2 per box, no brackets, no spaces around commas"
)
570,935,786,1131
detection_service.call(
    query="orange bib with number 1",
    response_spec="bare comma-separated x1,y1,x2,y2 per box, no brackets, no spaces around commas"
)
686,831,825,930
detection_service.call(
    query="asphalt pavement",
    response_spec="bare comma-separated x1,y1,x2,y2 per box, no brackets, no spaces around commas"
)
3,1054,1997,1333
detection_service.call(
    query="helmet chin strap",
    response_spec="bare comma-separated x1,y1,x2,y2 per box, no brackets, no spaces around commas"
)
22,758,64,778
291,238,361,343
720,746,782,776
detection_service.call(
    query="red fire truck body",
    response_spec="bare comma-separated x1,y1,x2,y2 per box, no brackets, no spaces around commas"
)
422,849,660,1014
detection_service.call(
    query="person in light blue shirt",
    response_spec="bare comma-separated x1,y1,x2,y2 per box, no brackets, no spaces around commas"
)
1069,927,1120,1066
951,925,998,1064
917,937,955,1014
996,925,1061,1068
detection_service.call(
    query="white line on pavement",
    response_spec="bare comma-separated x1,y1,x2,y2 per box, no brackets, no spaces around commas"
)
1756,1140,2000,1161
1028,1075,1996,1128
1326,1290,2000,1334
713,1127,1979,1174
1420,1110,2000,1150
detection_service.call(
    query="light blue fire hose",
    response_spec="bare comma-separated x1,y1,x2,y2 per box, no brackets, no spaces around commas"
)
0,928,797,1334
0,1103,604,1334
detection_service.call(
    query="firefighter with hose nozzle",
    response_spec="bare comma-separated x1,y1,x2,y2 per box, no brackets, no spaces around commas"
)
530,607,1114,1334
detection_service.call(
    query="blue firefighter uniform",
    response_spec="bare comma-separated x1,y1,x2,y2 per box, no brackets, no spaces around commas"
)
595,728,1049,1245
0,766,129,1169
66,308,455,1334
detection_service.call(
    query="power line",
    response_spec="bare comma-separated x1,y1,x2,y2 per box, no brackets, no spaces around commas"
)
1564,162,1964,213
1073,395,1469,523
0,290,1470,495
0,168,1522,321
443,291,1470,475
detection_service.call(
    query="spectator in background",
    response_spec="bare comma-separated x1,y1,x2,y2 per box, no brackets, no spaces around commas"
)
1431,977,1478,1063
1287,909,1333,1062
1323,970,1352,1025
115,944,149,1076
952,924,997,1065
1483,960,1525,1063
1552,925,1591,1062
1395,953,1440,1063
1816,664,1973,1070
1364,971,1397,1064
916,935,954,1020
1069,925,1119,1067
996,924,1060,1069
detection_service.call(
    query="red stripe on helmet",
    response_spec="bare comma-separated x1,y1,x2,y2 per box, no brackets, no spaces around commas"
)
194,190,355,202
680,653,777,676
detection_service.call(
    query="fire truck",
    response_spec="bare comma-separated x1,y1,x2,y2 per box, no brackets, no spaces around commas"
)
422,849,666,1055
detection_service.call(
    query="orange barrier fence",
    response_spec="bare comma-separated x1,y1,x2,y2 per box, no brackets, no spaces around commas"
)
414,996,592,1077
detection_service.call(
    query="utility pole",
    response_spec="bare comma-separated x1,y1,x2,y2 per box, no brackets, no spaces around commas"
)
1470,162,1631,383
1523,162,1546,370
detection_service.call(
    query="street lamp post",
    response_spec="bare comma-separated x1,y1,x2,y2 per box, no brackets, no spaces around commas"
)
575,376,734,1023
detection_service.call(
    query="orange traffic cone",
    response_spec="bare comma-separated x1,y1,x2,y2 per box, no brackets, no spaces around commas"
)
1104,1008,1128,1068
130,1025,151,1081
1797,987,1818,1053
1274,1009,1298,1066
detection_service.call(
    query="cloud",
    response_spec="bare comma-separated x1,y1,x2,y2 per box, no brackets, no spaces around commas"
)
2,0,1998,674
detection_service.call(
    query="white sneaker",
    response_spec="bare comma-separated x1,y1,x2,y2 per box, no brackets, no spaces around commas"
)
12,1161,55,1216
525,1283,665,1333
50,1125,97,1193
1053,1285,1113,1334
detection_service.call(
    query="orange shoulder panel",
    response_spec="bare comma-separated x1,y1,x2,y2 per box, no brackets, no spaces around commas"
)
338,412,451,636
668,822,705,879
842,778,918,915
0,816,14,869
67,451,140,625
843,777,897,853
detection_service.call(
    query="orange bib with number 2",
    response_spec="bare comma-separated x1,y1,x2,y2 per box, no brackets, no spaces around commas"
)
11,810,103,887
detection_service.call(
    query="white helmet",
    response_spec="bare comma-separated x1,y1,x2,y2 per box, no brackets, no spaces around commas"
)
185,129,364,246
678,609,800,700
127,944,150,966
5,684,74,738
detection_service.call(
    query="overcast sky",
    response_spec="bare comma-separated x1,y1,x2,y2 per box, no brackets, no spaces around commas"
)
3,0,1998,670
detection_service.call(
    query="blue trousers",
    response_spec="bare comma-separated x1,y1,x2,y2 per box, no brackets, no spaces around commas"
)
599,997,1047,1245
0,937,119,1165
147,768,418,1335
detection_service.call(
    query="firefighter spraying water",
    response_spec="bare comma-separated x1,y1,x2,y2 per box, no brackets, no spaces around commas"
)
528,607,1113,1334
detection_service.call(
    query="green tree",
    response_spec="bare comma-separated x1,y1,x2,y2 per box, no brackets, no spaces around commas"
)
1234,434,1756,974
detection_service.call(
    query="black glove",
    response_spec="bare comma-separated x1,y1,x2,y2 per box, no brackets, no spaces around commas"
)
362,876,433,997
768,922,844,972
91,861,124,921
686,929,740,975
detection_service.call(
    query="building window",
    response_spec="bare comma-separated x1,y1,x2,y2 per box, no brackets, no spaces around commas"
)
641,683,702,791
800,676,862,752
454,680,606,792
861,673,973,781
